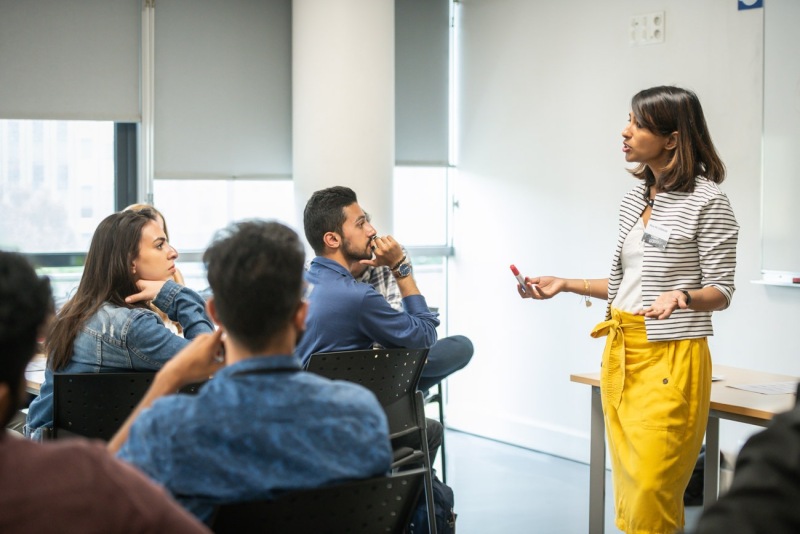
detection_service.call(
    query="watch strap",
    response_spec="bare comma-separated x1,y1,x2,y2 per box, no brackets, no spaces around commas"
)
390,255,407,271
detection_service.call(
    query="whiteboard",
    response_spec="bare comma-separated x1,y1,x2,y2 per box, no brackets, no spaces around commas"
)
762,0,800,274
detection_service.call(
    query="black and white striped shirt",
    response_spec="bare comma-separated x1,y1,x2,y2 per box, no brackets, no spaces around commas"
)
606,177,739,341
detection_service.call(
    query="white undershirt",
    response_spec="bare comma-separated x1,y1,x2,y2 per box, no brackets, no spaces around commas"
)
613,217,645,313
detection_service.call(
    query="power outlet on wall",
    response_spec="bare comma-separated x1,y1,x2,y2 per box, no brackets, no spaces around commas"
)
630,11,665,46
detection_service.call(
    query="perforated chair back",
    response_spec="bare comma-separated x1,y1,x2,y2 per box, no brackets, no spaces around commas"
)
211,468,425,534
306,348,438,533
52,372,156,440
52,372,206,440
306,348,428,440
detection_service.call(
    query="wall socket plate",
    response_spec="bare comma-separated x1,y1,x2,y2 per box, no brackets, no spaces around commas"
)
630,11,665,46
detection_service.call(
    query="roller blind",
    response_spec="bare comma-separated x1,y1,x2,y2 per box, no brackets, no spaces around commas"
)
395,0,450,166
0,0,140,121
154,0,292,179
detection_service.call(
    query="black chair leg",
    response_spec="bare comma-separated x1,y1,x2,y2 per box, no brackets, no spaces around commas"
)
416,391,437,534
437,382,446,483
425,383,447,484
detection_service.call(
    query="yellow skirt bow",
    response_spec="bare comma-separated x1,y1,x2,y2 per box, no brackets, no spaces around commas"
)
591,308,711,534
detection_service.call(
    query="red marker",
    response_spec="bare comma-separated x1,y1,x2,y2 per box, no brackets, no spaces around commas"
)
510,265,528,293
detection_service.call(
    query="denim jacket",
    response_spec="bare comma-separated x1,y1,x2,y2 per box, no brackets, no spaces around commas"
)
25,280,213,440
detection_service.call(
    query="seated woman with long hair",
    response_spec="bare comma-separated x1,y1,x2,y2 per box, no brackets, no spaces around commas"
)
25,209,214,440
125,203,185,335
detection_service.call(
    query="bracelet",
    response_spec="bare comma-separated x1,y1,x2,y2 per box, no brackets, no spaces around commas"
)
391,255,407,271
583,279,592,308
680,289,692,307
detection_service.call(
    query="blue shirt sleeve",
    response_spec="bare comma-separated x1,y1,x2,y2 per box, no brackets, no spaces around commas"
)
126,281,214,369
357,288,439,349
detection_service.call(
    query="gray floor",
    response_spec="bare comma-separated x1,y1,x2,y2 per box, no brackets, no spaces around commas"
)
440,429,703,534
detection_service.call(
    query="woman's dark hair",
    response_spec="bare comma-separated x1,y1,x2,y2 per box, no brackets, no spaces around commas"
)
204,220,305,352
124,203,172,241
303,186,358,254
0,252,53,426
629,86,725,192
46,209,158,371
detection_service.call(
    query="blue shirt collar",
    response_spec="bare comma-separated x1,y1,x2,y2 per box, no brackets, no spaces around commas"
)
215,355,302,380
309,256,353,279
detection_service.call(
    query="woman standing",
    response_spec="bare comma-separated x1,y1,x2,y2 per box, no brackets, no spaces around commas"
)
25,209,214,440
519,86,738,533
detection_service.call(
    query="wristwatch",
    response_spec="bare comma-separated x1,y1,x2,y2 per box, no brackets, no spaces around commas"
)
680,290,692,307
392,258,413,279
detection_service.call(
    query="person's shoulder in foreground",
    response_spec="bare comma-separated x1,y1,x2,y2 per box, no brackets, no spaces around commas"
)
0,435,209,533
0,249,208,534
693,385,800,534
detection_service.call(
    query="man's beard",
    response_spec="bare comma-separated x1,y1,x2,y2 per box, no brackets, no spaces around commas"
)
342,237,372,263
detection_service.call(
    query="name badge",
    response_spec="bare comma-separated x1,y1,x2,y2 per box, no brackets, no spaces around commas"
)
642,223,671,251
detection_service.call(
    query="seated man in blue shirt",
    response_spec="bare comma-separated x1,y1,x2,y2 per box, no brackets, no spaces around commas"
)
351,213,473,393
109,220,393,523
296,186,443,458
0,251,209,533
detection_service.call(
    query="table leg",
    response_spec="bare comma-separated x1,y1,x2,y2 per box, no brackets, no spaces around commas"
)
589,385,606,534
703,415,720,509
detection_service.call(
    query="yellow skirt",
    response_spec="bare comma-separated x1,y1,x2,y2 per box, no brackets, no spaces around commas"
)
592,309,711,534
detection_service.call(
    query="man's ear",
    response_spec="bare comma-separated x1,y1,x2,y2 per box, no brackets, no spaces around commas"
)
206,297,222,327
293,300,308,333
665,131,679,151
0,383,11,427
323,231,341,251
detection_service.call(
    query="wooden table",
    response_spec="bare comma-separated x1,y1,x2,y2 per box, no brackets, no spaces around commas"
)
24,354,46,395
570,364,798,534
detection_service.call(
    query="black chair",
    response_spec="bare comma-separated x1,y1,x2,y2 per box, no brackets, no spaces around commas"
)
426,382,448,483
211,468,426,534
306,348,437,534
52,372,204,440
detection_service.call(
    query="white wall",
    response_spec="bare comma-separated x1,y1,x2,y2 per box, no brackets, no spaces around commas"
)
446,0,800,463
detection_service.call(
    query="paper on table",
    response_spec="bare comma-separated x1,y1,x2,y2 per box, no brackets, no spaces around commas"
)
727,381,799,395
25,361,46,372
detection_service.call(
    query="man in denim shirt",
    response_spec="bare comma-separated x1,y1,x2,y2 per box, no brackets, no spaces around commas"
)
110,221,392,523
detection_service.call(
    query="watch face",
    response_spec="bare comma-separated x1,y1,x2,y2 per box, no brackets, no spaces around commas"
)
397,262,412,277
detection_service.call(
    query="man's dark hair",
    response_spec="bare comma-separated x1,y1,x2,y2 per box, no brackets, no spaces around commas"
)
303,186,358,255
0,251,53,426
203,220,305,353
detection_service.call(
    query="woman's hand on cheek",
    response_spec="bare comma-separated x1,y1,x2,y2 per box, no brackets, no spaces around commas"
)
125,279,168,304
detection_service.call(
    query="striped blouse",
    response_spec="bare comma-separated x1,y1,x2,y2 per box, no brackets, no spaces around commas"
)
606,177,739,341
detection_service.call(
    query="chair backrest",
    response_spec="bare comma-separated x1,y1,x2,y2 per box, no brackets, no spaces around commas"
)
52,372,207,440
211,468,425,534
306,348,429,440
52,372,156,440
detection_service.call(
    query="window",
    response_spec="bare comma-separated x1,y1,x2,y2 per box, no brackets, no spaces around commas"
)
0,120,115,254
0,119,128,303
393,166,449,246
393,165,453,333
153,179,297,291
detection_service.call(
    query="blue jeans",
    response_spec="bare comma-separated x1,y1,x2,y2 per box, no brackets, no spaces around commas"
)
419,335,474,392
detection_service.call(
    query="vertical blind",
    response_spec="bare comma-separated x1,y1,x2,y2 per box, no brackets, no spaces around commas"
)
395,0,450,166
1,0,450,170
154,0,293,180
0,0,140,121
